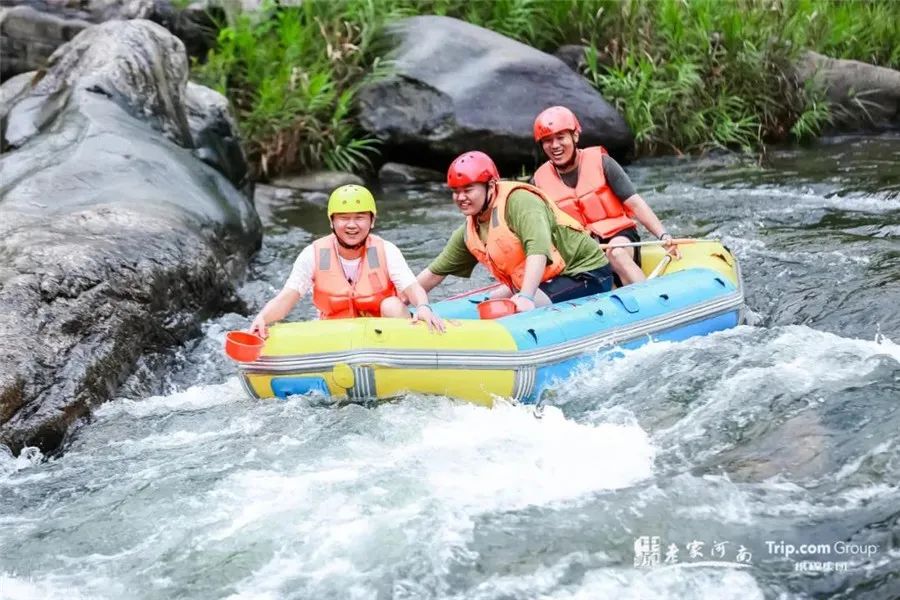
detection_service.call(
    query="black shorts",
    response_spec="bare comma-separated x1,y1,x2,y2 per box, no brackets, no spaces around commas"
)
596,227,641,287
595,227,642,267
538,264,614,303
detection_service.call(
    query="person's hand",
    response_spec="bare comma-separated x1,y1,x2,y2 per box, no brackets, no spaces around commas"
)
511,293,536,313
411,304,445,333
660,233,682,260
249,314,268,339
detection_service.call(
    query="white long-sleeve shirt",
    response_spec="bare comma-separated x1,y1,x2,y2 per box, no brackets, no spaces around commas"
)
284,240,417,297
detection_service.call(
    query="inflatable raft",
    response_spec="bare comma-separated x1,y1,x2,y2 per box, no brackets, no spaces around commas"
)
234,242,743,405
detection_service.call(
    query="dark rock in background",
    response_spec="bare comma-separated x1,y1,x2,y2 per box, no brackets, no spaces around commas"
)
356,16,634,173
797,51,900,132
0,0,223,80
553,44,590,75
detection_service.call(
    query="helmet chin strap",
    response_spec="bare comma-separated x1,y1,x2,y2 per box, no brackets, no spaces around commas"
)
478,181,495,218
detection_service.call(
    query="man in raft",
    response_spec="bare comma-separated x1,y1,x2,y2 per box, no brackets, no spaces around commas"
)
249,184,444,336
531,105,680,286
416,150,614,313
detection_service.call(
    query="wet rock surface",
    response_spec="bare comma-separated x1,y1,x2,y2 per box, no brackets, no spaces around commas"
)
0,20,261,455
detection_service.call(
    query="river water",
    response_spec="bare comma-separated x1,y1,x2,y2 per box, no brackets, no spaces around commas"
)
1,135,898,599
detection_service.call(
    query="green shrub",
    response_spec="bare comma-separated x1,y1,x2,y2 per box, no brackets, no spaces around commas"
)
194,0,898,176
194,0,394,177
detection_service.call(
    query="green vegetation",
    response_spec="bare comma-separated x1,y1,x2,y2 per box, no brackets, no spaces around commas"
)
582,0,899,154
192,0,900,177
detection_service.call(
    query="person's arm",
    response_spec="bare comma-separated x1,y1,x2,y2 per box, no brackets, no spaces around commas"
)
417,268,446,292
623,195,681,258
249,246,313,337
603,155,667,238
516,255,547,300
601,154,637,201
418,225,478,291
623,194,667,239
603,155,681,257
404,282,445,333
249,288,302,338
505,190,555,311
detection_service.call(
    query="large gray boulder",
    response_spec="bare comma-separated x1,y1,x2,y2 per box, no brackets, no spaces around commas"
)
184,80,253,197
0,20,261,455
0,0,223,80
797,51,900,131
356,16,634,172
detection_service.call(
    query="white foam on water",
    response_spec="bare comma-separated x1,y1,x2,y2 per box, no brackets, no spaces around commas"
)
549,330,714,400
96,377,244,419
446,551,594,599
4,319,893,598
834,440,896,480
0,572,123,600
653,325,899,441
0,446,43,478
102,421,261,451
444,551,764,600
546,324,899,533
216,401,655,598
723,234,873,270
714,185,899,214
837,483,898,507
738,467,898,519
670,475,756,525
410,403,654,508
547,566,764,600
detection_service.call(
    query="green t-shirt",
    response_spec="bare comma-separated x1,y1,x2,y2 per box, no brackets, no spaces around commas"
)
428,189,608,278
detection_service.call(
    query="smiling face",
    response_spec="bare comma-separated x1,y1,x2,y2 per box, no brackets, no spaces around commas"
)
331,211,374,246
450,183,489,217
540,130,579,167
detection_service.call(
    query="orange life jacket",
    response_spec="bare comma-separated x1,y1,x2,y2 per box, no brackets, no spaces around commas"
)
311,234,396,319
463,181,583,290
533,146,636,239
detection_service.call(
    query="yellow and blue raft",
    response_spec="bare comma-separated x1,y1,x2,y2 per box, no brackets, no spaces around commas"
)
234,242,743,405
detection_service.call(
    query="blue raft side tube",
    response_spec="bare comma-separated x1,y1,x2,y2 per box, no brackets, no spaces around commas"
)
432,269,741,404
434,269,737,331
525,309,740,404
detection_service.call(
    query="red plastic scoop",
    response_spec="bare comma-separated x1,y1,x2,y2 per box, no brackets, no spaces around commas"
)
477,298,517,320
224,331,265,362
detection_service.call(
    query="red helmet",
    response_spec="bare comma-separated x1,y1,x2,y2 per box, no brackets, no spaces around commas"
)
446,151,500,188
533,106,582,142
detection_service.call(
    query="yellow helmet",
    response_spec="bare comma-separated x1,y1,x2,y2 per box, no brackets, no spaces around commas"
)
327,184,377,218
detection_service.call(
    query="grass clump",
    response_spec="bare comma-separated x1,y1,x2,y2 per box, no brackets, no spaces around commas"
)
193,1,393,178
